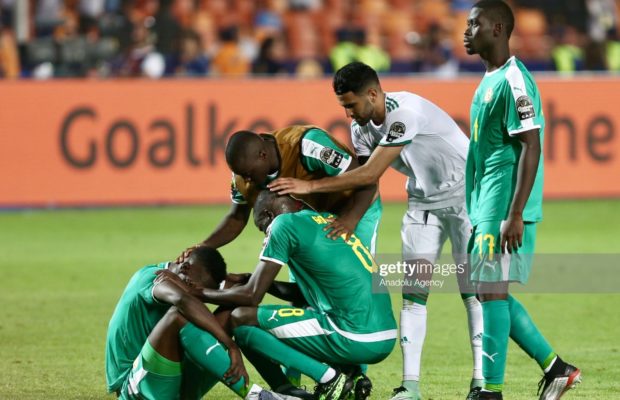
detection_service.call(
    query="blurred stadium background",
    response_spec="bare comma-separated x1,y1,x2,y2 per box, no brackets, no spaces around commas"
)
1,1,619,399
0,0,619,78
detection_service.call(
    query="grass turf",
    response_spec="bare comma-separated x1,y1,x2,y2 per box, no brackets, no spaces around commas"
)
1,200,619,399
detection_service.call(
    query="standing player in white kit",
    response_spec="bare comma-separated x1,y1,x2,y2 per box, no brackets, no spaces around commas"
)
269,62,484,400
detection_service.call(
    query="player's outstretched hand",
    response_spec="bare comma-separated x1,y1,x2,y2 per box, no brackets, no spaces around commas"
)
324,216,355,241
268,177,313,195
175,244,201,264
500,216,523,254
223,344,249,386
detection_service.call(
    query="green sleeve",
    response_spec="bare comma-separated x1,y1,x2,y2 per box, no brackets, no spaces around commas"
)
259,215,294,265
299,128,352,176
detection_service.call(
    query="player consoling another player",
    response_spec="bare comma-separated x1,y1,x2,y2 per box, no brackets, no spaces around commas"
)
105,189,397,400
106,2,581,399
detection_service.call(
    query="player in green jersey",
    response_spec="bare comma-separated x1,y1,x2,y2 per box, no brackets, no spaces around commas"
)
186,126,381,255
193,190,397,400
219,126,382,390
105,246,283,400
464,2,581,399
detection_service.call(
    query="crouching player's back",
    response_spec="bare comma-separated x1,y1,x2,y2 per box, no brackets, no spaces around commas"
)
258,204,397,365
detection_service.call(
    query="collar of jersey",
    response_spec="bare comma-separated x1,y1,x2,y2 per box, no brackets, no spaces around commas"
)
484,55,515,77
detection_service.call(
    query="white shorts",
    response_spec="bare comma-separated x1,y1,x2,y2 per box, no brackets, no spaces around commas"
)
401,204,471,265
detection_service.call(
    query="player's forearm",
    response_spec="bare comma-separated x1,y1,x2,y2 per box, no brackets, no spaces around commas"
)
311,166,378,193
199,286,264,307
267,281,306,304
202,209,249,248
509,140,541,217
174,295,237,349
339,184,378,223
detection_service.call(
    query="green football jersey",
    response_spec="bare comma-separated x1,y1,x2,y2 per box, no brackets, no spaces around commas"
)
231,128,352,204
260,209,396,335
466,56,545,225
105,263,169,393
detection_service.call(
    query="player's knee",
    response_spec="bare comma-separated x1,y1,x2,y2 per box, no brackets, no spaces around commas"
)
159,307,188,329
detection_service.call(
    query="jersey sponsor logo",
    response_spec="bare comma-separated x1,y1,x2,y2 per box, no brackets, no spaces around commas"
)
386,121,406,143
516,95,535,120
319,147,343,168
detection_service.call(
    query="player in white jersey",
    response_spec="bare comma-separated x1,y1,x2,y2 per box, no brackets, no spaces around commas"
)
270,62,484,400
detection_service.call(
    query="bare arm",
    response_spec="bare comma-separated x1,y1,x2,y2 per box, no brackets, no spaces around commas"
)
202,203,251,248
198,260,282,307
267,281,306,304
324,155,379,239
500,129,541,253
269,145,403,194
152,277,238,351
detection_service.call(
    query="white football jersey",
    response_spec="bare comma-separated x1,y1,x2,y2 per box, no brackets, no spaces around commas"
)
351,91,469,210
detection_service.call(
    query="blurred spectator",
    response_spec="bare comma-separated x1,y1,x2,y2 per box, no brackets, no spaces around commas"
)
1,0,619,78
330,27,390,73
412,22,458,77
34,0,64,37
78,0,105,34
606,30,620,71
252,35,287,75
110,16,159,77
152,0,180,58
295,57,324,78
586,0,617,43
254,0,284,43
356,28,391,73
211,25,250,77
0,22,19,78
175,29,209,76
551,26,584,72
0,0,15,28
329,27,359,71
583,38,607,70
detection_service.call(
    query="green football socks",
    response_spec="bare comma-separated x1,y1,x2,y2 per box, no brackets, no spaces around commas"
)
507,295,555,369
180,323,249,398
481,300,509,392
481,296,557,393
233,325,329,382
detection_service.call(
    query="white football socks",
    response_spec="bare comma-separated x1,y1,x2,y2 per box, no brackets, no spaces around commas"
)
400,300,427,382
463,295,484,380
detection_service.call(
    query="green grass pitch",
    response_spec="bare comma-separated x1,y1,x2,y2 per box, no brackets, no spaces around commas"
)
1,200,619,399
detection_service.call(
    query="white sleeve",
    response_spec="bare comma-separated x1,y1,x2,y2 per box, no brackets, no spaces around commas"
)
378,108,423,147
350,123,373,157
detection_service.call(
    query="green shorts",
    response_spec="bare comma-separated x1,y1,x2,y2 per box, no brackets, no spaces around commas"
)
119,341,181,400
257,305,395,366
468,220,537,284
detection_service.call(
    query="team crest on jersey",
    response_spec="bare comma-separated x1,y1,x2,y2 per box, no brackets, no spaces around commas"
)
320,147,343,168
484,88,494,103
516,95,535,120
386,122,406,143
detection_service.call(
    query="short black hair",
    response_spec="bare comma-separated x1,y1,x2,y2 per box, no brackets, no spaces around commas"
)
332,62,380,95
473,0,515,38
190,246,227,284
225,130,260,167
